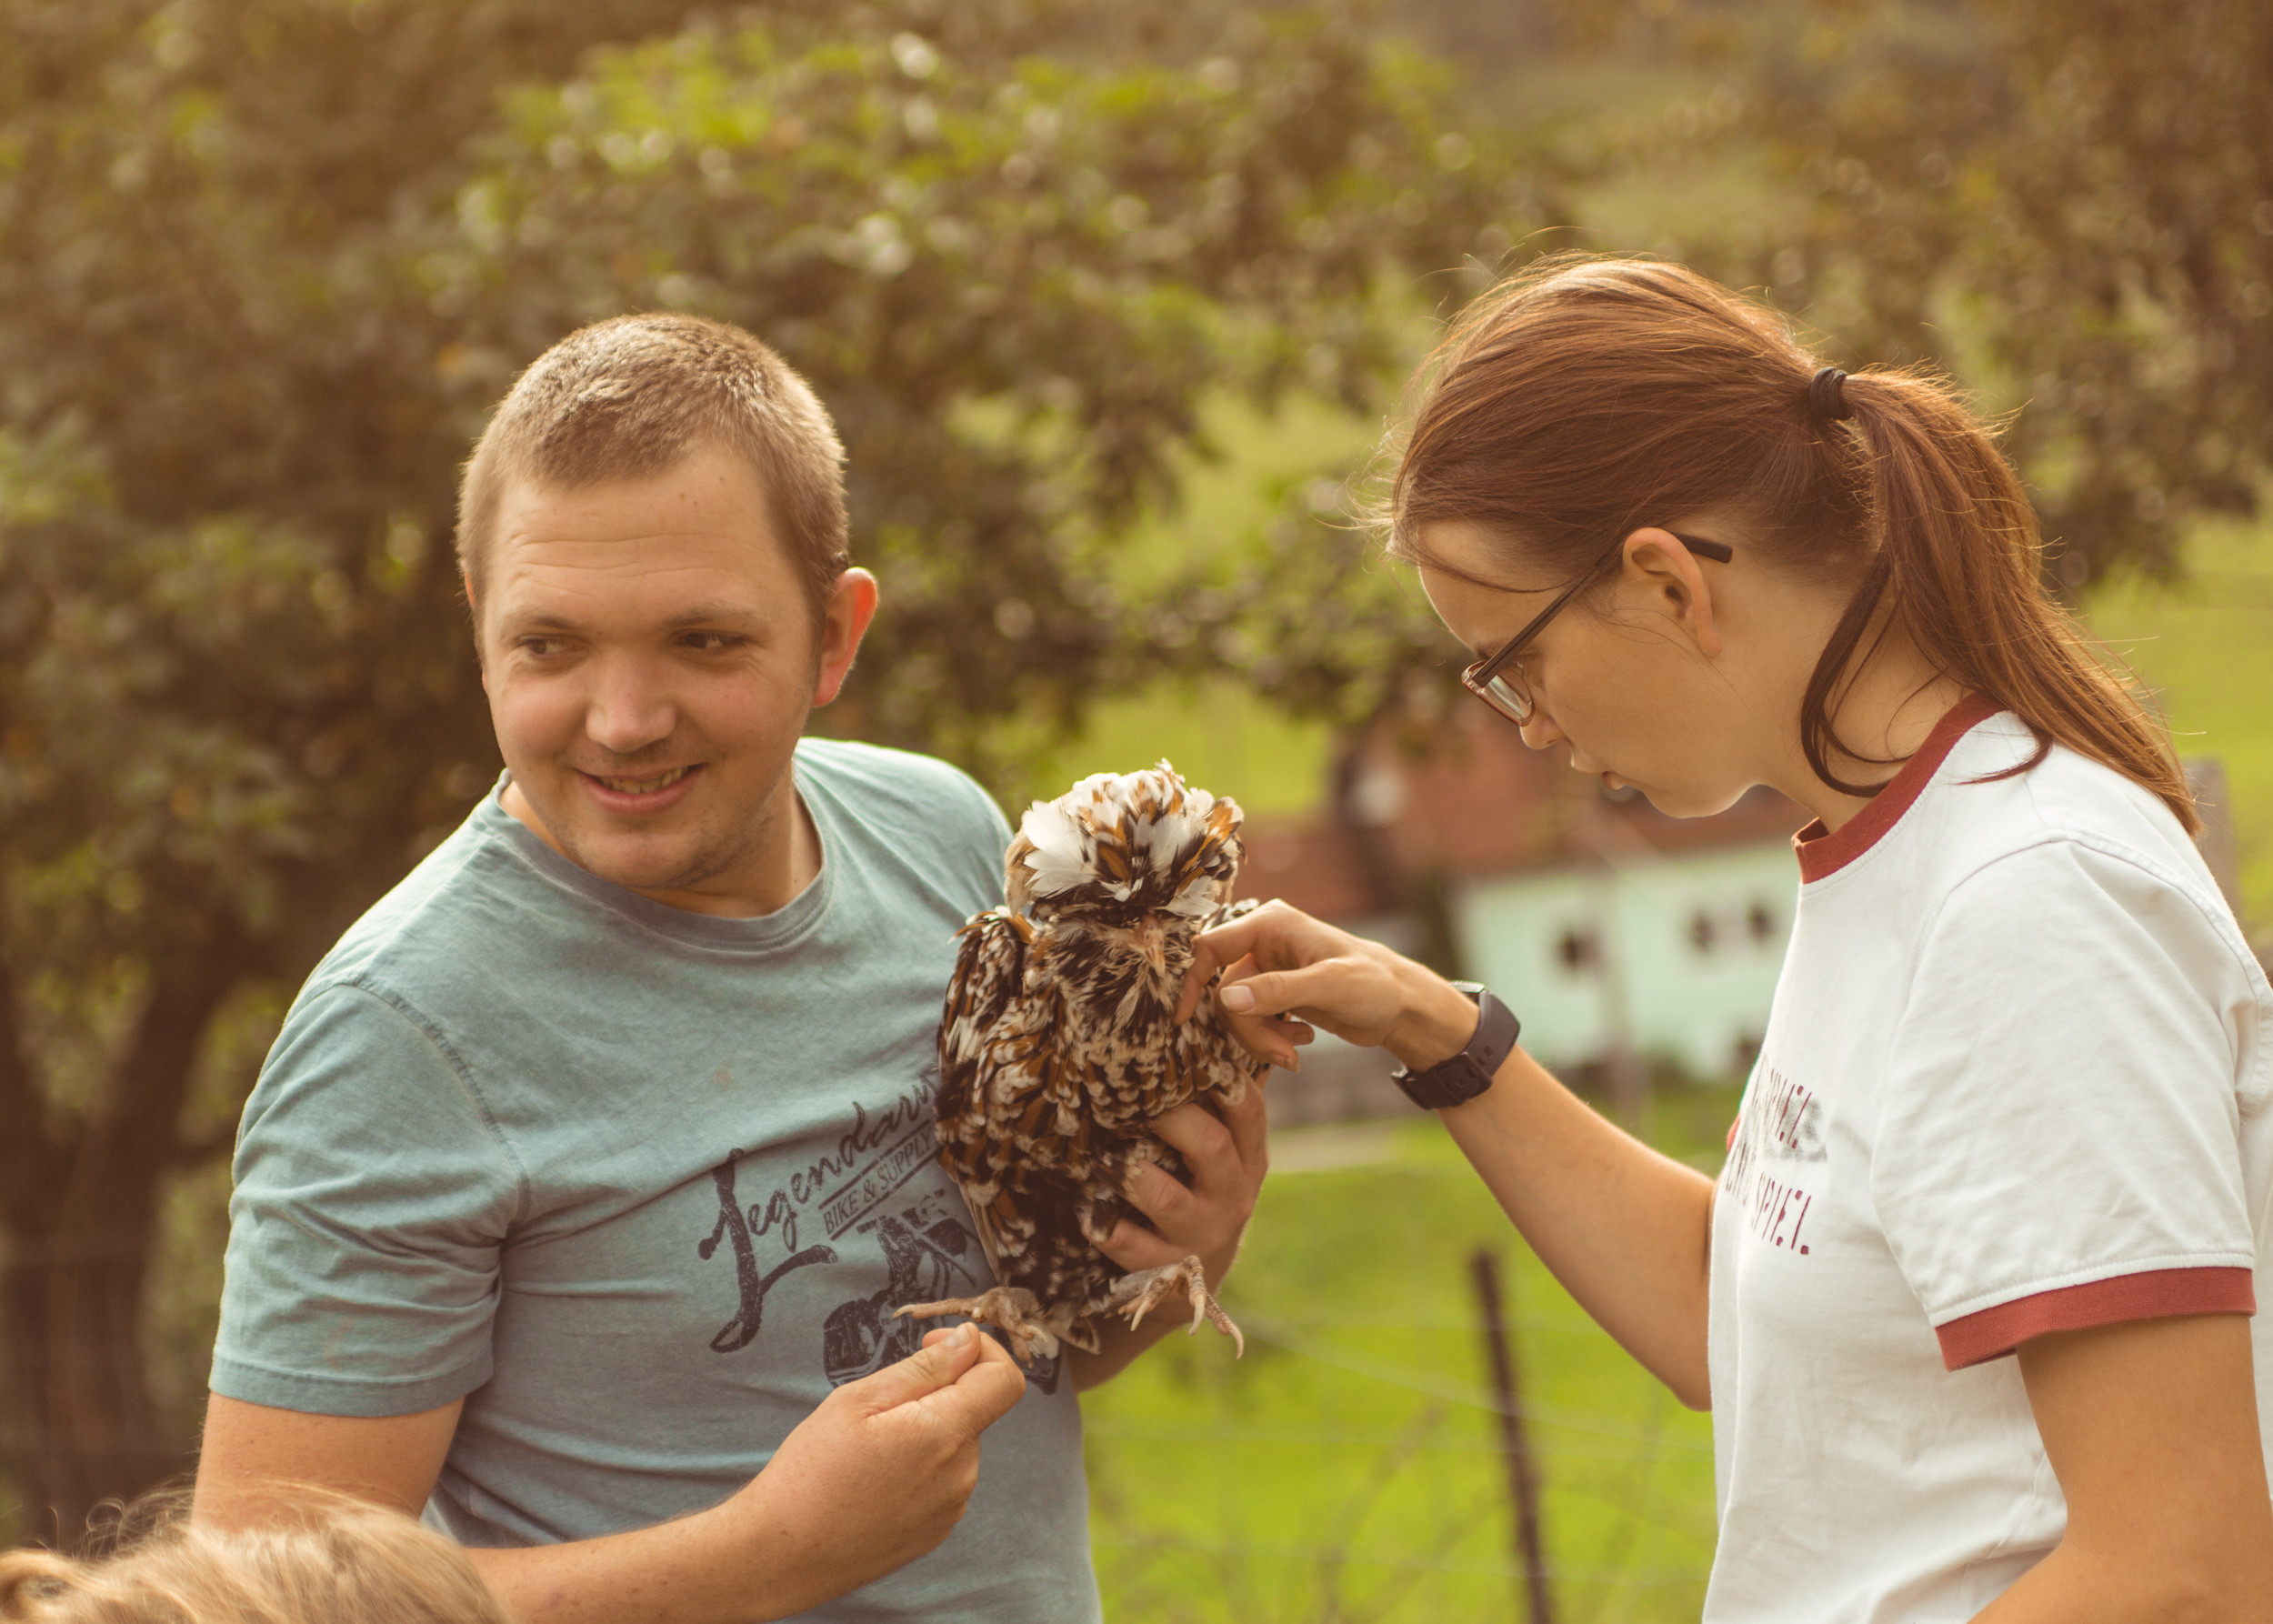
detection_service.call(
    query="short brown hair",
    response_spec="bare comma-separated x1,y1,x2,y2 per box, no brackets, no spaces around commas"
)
456,313,850,619
0,1493,510,1623
1388,255,2195,832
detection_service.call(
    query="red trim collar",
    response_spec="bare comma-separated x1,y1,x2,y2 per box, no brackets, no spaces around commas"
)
1793,693,2002,883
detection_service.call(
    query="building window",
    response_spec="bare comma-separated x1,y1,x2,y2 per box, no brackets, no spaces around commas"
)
1747,901,1777,944
1687,909,1717,955
1556,926,1598,975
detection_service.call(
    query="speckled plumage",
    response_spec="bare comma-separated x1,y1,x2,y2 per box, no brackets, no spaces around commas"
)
896,761,1266,1361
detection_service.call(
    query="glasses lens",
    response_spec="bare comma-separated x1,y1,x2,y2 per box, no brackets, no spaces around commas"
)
1470,667,1533,725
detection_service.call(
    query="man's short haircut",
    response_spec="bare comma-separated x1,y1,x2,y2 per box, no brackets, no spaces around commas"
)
456,314,850,621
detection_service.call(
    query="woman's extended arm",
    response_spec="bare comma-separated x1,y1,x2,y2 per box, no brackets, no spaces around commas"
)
1182,901,1717,1407
1977,1314,2273,1623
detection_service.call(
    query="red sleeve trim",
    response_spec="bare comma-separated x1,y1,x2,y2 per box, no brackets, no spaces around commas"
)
1794,693,2002,883
1936,1267,2256,1371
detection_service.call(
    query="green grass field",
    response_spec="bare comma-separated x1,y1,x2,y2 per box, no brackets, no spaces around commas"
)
1081,1089,1738,1624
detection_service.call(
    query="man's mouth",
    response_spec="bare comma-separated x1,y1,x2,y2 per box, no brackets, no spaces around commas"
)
583,765,698,795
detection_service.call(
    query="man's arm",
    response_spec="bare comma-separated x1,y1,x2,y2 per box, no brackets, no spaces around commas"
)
1070,1078,1270,1390
195,1324,1027,1624
1973,1313,2273,1623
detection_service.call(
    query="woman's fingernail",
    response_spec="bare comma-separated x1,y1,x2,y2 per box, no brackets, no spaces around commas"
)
1222,985,1256,1012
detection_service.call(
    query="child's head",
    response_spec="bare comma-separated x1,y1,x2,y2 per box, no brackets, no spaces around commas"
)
0,1496,508,1624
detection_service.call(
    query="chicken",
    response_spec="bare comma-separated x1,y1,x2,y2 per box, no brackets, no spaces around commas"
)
896,762,1267,1363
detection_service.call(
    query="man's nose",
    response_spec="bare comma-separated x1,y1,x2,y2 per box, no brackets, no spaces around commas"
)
584,655,677,757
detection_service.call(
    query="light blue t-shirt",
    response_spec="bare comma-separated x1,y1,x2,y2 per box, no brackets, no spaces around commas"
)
213,738,1100,1623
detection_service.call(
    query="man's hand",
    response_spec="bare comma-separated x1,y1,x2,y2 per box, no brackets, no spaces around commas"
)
199,1326,1030,1624
1067,1079,1269,1388
706,1322,1027,1613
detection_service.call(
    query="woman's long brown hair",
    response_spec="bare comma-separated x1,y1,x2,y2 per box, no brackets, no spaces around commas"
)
1387,255,2197,833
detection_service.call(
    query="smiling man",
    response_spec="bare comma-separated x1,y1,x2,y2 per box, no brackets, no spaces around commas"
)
193,316,1267,1623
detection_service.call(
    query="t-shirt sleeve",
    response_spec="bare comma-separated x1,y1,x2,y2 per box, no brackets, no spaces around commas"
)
940,765,1015,914
212,981,525,1416
1871,838,2258,1371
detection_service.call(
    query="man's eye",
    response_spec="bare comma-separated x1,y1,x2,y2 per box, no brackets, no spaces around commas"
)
682,632,745,653
517,636,569,657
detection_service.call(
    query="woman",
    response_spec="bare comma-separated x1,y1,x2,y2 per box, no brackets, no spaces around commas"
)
1184,257,2273,1620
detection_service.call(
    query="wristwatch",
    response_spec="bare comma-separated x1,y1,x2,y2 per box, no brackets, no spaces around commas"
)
1389,982,1521,1110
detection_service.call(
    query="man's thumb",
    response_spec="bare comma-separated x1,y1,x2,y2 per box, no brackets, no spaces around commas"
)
849,1323,981,1413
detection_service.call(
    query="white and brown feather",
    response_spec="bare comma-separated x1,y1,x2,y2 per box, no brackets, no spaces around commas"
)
930,761,1266,1345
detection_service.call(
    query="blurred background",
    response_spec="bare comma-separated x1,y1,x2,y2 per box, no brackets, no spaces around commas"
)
2,0,2268,1616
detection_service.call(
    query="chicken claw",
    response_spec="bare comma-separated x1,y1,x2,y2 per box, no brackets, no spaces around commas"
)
1098,1256,1244,1358
896,1286,1090,1365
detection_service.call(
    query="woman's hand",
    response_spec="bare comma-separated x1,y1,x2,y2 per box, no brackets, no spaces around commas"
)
1174,899,1480,1071
1179,902,1718,1409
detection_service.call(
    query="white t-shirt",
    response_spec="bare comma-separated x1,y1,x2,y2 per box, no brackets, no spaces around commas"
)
1706,697,2273,1623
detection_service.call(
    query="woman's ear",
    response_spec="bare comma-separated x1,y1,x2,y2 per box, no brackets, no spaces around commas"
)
1623,527,1723,659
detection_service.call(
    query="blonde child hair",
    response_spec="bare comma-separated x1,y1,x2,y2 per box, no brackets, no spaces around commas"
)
0,1493,508,1624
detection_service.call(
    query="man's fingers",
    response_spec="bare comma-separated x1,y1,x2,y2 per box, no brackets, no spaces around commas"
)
848,1322,983,1413
1218,1075,1269,1174
1149,1103,1237,1186
926,1333,1027,1433
1097,1219,1181,1275
1123,1158,1197,1228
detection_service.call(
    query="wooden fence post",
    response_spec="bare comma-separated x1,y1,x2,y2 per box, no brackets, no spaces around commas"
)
1470,1247,1554,1624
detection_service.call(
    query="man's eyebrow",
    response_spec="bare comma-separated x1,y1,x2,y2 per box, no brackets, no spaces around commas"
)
496,601,761,633
660,602,762,629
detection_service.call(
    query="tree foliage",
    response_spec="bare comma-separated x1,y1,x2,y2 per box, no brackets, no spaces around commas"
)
0,0,1552,1532
1719,0,2273,587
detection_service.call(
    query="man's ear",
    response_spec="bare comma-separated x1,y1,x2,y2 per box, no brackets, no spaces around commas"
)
1622,527,1723,659
463,572,492,691
812,568,881,707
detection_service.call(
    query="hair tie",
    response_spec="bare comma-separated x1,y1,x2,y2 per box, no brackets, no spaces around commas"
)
1808,366,1852,422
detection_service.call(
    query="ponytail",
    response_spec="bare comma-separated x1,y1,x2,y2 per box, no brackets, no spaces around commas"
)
1812,371,2196,831
1387,255,2198,834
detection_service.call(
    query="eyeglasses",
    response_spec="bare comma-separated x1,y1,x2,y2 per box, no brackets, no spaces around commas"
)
1461,532,1734,726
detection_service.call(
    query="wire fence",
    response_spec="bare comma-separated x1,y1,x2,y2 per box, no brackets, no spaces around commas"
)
1082,1164,1718,1619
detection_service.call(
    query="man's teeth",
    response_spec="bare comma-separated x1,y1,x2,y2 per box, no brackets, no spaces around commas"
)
594,766,694,794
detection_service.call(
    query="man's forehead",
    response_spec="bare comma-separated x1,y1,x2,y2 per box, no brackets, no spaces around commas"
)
486,549,774,623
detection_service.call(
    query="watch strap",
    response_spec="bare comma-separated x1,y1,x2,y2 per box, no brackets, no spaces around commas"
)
1390,983,1520,1110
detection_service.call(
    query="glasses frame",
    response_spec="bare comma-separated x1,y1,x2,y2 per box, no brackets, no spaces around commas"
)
1461,531,1734,726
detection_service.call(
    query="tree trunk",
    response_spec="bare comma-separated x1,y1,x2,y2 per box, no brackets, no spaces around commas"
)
0,942,240,1546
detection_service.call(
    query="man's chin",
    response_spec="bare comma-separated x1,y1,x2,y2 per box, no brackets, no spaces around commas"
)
547,824,726,899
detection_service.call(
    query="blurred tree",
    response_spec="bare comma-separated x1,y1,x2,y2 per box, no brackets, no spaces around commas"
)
1698,0,2273,589
0,0,1557,1535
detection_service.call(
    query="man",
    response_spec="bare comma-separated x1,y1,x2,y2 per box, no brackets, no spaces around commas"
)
194,314,1268,1622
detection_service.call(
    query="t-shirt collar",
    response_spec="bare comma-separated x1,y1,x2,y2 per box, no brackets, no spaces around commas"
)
474,768,836,951
1792,692,2003,883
